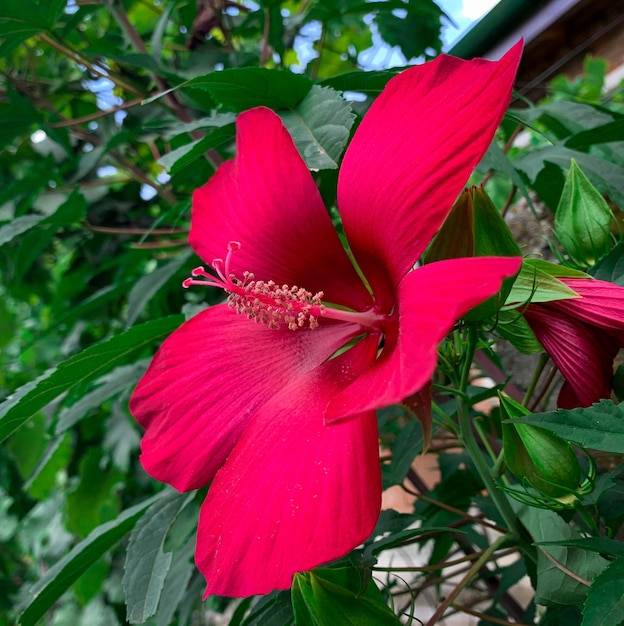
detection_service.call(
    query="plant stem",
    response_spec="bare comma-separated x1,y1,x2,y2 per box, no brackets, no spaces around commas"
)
522,351,549,406
457,325,522,538
424,534,509,626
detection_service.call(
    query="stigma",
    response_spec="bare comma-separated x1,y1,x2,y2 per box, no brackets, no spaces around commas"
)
183,241,388,332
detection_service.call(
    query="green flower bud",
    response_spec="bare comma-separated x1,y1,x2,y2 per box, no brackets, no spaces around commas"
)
426,186,521,320
499,395,582,504
555,160,615,268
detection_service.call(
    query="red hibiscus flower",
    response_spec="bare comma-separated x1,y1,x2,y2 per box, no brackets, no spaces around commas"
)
130,42,522,597
525,277,624,409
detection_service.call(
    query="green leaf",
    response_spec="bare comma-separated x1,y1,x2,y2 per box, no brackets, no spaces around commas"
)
293,566,400,626
508,400,624,453
184,68,313,112
582,558,624,626
280,85,355,170
65,448,124,538
381,420,424,489
0,0,56,38
126,251,192,327
566,118,624,150
320,69,402,96
156,537,196,626
516,504,608,607
538,537,624,560
555,160,614,267
590,240,624,286
514,145,624,211
375,3,442,60
55,361,147,434
505,259,582,306
496,308,542,354
0,215,46,246
17,493,166,626
0,315,183,444
479,140,535,213
157,126,235,176
241,590,294,626
123,491,194,624
0,190,86,247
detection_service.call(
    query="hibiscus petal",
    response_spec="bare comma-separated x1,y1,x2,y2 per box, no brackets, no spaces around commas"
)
195,335,381,597
338,42,522,297
190,107,371,309
326,256,522,418
552,278,624,331
130,306,361,491
524,304,617,408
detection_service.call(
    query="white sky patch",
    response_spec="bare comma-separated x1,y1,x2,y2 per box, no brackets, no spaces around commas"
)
460,0,500,20
31,130,47,144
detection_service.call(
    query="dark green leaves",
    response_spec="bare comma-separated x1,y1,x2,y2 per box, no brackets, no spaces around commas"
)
123,491,195,623
508,400,624,454
0,316,183,443
17,493,165,626
280,86,355,170
184,68,313,111
583,558,624,626
292,566,400,625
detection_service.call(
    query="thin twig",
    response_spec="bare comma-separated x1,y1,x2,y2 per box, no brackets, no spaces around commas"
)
48,97,145,128
424,536,509,626
38,33,144,97
452,603,531,626
87,223,188,235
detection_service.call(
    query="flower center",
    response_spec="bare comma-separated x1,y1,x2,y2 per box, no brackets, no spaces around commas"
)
183,241,388,332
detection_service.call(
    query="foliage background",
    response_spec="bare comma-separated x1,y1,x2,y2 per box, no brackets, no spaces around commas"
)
3,1,624,624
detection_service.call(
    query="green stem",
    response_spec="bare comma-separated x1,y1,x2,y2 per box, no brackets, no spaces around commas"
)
574,500,600,536
457,325,522,538
424,534,509,626
522,352,549,406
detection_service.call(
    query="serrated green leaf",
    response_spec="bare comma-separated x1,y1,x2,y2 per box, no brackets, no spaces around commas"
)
17,493,166,626
508,399,624,453
516,504,608,607
0,315,183,444
582,558,624,626
156,537,196,626
280,85,355,170
123,491,194,624
126,251,192,327
184,68,312,111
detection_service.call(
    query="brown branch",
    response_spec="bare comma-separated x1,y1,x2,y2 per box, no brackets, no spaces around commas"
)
48,97,145,128
260,8,272,66
38,33,144,97
87,223,188,235
110,0,223,169
452,604,531,626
